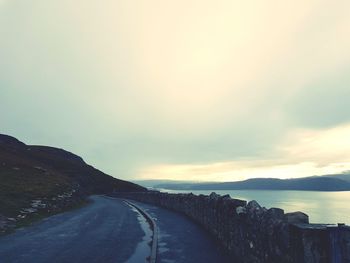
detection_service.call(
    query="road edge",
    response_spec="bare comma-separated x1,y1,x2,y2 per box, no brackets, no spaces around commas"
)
123,199,158,263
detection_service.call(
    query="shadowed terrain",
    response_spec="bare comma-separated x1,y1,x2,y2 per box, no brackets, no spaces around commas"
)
0,134,145,232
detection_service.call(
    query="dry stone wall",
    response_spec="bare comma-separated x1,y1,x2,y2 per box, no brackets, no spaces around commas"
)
114,191,350,263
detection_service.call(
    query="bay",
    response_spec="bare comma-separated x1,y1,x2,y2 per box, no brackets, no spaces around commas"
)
159,189,350,225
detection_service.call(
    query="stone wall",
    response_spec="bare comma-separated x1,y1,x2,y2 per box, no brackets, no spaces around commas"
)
113,191,350,263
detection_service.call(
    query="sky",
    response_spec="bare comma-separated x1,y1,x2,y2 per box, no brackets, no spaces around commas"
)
1,0,350,181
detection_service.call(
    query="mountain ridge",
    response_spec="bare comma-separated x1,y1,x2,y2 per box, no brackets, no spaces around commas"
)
152,175,350,191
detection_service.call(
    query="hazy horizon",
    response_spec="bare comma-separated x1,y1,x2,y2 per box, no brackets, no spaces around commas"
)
1,0,350,181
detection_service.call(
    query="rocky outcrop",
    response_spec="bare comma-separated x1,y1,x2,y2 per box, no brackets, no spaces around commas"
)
114,191,350,263
285,212,309,224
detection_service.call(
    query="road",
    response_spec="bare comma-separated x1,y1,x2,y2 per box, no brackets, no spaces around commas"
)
132,201,231,263
0,196,148,263
0,196,231,263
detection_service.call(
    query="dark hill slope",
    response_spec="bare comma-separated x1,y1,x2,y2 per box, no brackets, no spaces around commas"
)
24,145,143,194
0,134,145,232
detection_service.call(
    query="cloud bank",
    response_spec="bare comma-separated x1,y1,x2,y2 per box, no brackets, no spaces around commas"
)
1,0,350,180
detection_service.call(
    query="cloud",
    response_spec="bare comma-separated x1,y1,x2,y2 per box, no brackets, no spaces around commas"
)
1,1,350,179
285,69,350,128
138,123,350,181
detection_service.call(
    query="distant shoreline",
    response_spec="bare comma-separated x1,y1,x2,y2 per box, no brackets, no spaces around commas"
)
138,175,350,191
159,188,350,192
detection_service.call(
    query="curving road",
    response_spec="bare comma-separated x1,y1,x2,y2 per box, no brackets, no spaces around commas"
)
0,196,148,263
0,196,231,263
131,201,231,263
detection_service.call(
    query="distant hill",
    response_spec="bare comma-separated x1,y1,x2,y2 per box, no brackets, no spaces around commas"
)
155,176,350,191
325,173,350,182
0,134,145,233
132,179,209,188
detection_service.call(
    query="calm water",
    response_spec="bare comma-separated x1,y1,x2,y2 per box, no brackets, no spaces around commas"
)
160,189,350,225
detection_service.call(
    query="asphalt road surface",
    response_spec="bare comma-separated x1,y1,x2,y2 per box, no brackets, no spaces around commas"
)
0,196,146,263
132,201,231,263
0,196,231,263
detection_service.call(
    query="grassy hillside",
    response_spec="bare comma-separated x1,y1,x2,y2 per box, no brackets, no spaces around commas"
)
0,134,145,232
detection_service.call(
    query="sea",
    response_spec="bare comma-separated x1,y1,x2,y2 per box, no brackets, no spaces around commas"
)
159,189,350,225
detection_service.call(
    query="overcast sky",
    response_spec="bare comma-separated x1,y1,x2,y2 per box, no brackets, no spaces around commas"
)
1,0,350,181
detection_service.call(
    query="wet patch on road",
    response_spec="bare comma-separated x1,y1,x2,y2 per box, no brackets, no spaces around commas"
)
124,203,153,263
